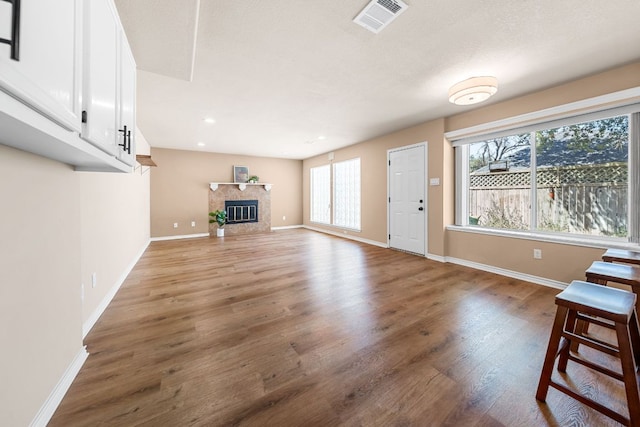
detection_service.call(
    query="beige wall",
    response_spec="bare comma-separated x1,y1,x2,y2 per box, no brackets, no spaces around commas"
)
1,131,150,425
0,145,82,426
150,148,302,238
302,61,640,283
80,130,151,325
302,119,452,255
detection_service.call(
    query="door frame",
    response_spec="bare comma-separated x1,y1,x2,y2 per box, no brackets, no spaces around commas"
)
387,141,428,256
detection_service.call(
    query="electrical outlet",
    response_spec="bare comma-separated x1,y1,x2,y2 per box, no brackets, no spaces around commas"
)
173,222,178,228
533,249,542,259
282,216,286,221
191,221,196,227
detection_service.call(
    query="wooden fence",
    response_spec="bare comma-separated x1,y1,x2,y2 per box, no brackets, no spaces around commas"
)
469,163,627,236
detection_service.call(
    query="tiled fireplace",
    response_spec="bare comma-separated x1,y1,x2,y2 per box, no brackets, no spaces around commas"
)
209,183,271,236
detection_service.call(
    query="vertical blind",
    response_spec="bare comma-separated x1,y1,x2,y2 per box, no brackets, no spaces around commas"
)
310,165,330,224
333,158,361,230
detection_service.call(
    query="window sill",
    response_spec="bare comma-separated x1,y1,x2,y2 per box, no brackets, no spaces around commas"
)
446,225,639,251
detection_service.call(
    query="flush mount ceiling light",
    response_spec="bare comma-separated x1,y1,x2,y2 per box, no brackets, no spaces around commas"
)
203,117,216,124
448,76,498,106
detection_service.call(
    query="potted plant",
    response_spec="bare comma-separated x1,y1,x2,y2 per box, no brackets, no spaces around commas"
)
209,209,227,237
248,175,259,183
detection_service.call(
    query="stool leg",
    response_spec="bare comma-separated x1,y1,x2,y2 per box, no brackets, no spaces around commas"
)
558,309,577,372
537,305,569,402
630,310,640,368
571,320,584,353
615,321,640,425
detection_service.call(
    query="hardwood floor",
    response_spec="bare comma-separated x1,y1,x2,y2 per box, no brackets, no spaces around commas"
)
50,229,627,426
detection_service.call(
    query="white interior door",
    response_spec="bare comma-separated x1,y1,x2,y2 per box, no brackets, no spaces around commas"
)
389,144,426,255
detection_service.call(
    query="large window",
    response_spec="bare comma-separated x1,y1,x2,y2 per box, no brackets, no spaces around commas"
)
456,110,639,242
309,158,361,230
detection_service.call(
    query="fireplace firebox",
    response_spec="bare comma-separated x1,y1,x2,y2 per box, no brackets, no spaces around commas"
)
225,200,258,224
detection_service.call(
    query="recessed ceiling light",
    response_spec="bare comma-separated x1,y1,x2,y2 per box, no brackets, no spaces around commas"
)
197,142,205,147
318,135,326,140
203,117,216,124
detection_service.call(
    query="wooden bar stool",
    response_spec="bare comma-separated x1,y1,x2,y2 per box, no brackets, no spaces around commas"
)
574,261,640,355
536,280,640,426
603,249,640,266
586,261,640,311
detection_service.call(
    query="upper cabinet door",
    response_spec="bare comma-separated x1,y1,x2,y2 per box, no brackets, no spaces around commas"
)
81,0,119,156
0,0,82,132
117,34,136,167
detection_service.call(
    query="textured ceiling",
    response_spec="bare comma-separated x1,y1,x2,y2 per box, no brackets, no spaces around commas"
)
114,0,640,160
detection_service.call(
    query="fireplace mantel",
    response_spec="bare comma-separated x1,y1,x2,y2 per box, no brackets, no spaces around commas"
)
209,182,272,192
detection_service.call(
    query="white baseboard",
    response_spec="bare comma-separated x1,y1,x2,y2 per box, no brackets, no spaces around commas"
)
303,225,388,248
151,232,210,241
30,346,89,427
271,225,303,230
426,253,447,263
445,256,567,290
83,239,150,338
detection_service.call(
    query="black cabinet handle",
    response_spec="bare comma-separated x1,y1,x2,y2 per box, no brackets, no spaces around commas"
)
118,126,132,155
0,0,20,61
118,125,128,153
418,207,424,211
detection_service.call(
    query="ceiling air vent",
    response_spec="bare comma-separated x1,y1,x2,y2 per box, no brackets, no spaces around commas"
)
353,0,408,34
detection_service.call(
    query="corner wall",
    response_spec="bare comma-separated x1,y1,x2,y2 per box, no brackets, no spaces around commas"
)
302,118,451,257
150,148,302,238
301,61,640,284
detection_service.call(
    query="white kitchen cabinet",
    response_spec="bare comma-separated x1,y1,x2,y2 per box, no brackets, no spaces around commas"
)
82,0,137,163
0,0,82,132
116,33,137,167
81,0,119,156
0,0,136,172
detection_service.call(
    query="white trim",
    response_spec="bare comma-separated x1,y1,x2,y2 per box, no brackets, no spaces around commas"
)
445,256,567,290
82,240,150,338
426,253,446,263
271,225,303,230
209,182,272,192
446,224,640,251
303,225,387,248
150,233,210,242
445,87,640,142
29,346,89,427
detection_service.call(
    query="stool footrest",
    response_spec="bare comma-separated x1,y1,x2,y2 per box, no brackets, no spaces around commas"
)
549,381,629,426
577,313,615,330
567,354,624,381
562,330,619,357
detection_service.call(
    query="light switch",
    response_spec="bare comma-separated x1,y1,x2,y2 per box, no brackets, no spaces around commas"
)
429,178,440,186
